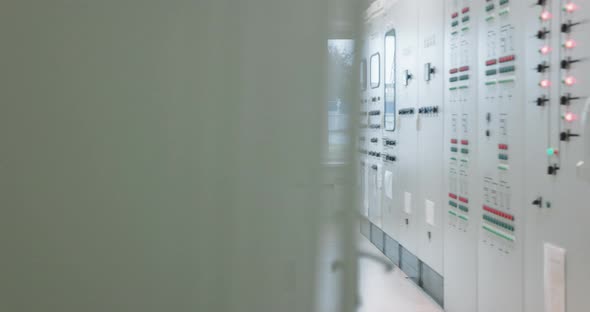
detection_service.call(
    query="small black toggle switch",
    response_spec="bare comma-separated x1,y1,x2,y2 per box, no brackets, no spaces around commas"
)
560,94,581,105
535,0,547,6
537,95,549,106
561,20,581,33
536,62,550,73
548,164,560,175
560,130,580,141
561,57,581,70
537,28,550,39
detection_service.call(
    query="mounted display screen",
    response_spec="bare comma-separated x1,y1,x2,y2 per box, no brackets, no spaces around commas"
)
384,29,396,131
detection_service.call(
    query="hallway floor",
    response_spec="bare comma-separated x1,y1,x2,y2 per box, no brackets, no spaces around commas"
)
357,235,443,312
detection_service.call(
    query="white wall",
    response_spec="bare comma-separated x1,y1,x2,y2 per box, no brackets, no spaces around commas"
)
0,1,360,311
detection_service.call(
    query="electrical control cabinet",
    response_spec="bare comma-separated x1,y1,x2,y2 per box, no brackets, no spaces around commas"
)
360,41,369,219
366,14,385,228
523,1,590,312
476,0,528,311
380,7,402,245
387,0,421,256
415,0,445,275
361,0,590,311
443,0,481,311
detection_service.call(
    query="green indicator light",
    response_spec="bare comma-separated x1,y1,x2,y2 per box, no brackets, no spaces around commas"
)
547,148,555,156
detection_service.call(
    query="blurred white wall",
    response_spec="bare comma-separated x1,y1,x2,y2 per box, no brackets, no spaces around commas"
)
0,1,359,311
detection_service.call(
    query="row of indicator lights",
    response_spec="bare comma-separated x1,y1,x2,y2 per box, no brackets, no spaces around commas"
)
484,55,515,67
538,2,579,19
561,3,581,147
449,210,469,221
448,201,469,213
483,205,514,221
483,215,515,232
539,40,577,53
485,67,511,76
450,139,469,145
449,66,470,75
537,2,580,87
538,77,575,88
449,194,469,204
536,0,552,113
482,224,515,242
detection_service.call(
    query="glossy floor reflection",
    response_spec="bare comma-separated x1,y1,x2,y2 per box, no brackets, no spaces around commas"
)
357,235,443,312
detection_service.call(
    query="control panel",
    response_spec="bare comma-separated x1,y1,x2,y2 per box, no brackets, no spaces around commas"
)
361,0,590,311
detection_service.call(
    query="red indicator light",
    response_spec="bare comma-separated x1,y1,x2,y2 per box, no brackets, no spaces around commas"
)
564,76,577,86
564,39,577,49
540,45,552,55
499,55,515,63
540,79,551,88
540,10,553,21
564,112,577,122
564,2,579,13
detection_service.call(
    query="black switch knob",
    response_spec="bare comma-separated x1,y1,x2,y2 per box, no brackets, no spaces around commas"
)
532,197,543,207
561,21,581,33
537,28,550,39
537,95,549,106
548,164,560,175
536,62,550,73
536,0,547,6
560,94,581,105
560,130,580,141
561,57,581,70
